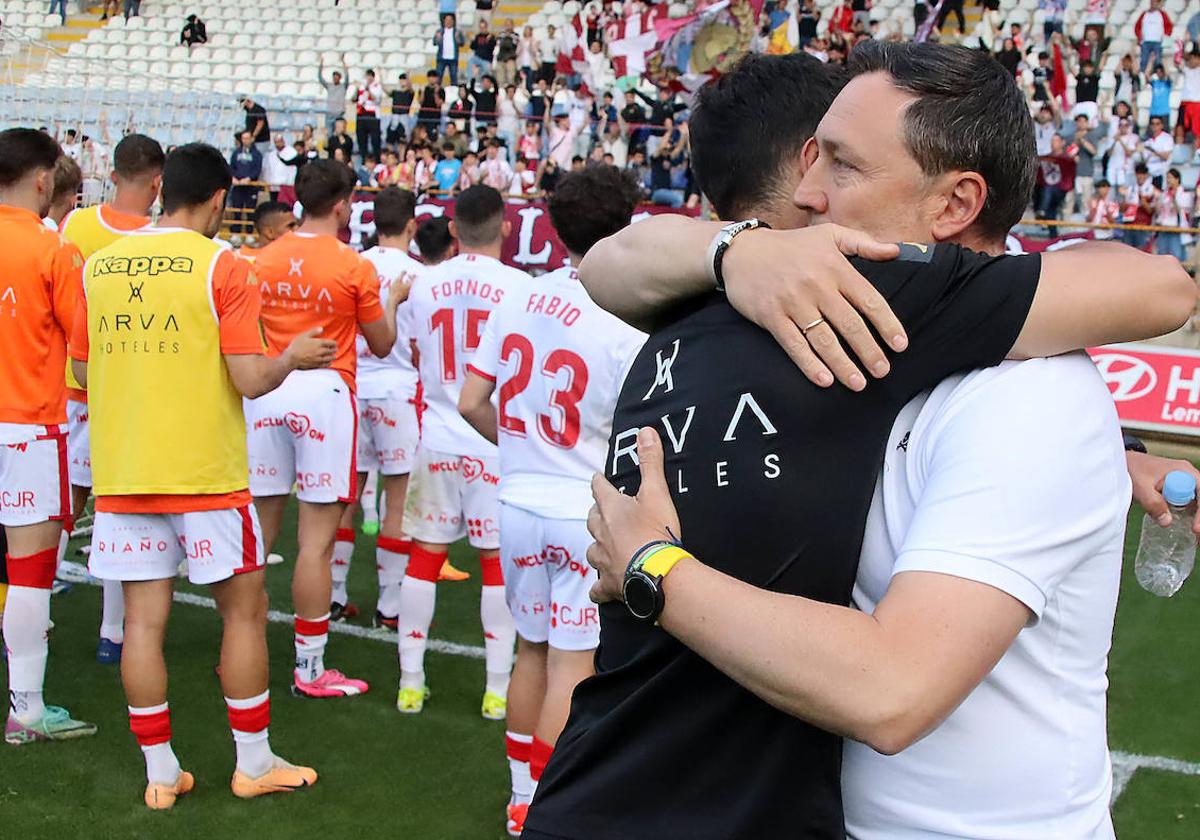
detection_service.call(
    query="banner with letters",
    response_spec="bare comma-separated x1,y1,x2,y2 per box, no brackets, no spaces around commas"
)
344,193,699,271
1088,343,1200,437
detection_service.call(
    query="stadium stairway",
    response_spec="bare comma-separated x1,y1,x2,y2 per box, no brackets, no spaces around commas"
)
6,7,104,83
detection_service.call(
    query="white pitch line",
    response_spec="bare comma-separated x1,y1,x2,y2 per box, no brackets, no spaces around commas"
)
57,561,486,660
1110,751,1200,804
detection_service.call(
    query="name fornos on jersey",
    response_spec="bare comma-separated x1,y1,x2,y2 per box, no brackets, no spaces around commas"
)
408,253,530,457
357,246,421,401
471,266,646,519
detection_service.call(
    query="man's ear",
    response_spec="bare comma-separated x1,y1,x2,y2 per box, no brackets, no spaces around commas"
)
800,136,819,175
929,171,988,243
448,219,458,240
500,219,512,239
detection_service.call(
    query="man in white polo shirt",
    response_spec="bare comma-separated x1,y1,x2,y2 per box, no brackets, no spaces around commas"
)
550,44,1196,839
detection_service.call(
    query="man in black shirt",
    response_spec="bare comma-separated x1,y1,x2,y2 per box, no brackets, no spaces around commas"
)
468,20,497,85
468,75,499,128
523,46,1193,840
386,73,415,146
327,117,354,163
240,95,270,153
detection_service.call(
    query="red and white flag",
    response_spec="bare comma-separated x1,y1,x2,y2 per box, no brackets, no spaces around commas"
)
608,3,661,78
556,12,589,76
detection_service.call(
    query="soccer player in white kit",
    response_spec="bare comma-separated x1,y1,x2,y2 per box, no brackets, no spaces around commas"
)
330,187,423,628
397,185,526,718
458,167,646,836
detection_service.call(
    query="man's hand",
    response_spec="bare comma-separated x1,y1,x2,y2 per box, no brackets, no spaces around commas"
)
722,225,906,391
587,428,682,603
387,271,413,311
1127,451,1200,535
282,326,337,370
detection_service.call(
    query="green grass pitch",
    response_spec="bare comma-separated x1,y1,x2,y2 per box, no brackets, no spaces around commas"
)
3,501,1200,838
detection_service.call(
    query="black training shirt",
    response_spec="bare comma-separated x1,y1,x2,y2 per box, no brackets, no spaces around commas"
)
525,244,1041,840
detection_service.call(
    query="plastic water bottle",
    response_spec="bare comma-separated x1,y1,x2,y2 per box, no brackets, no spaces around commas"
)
1135,471,1198,597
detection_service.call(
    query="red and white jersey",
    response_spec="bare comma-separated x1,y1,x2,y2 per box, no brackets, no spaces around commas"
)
409,252,530,457
470,266,645,519
357,245,421,401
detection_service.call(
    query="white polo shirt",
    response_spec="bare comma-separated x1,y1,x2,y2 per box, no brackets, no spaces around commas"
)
844,353,1129,839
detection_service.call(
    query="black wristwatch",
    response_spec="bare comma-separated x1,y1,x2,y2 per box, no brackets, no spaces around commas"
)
622,543,692,623
706,219,770,293
1123,433,1147,454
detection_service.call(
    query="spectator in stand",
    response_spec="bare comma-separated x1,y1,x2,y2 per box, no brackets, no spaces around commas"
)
100,0,117,20
1148,64,1173,128
327,117,354,162
1141,114,1175,187
434,14,465,86
1084,0,1109,37
354,69,384,163
319,55,350,137
1125,162,1157,249
1033,103,1061,155
468,75,499,129
481,140,513,189
228,130,262,237
1113,53,1142,105
1072,59,1100,123
1154,168,1194,262
355,152,378,187
78,133,107,205
585,41,615,93
123,0,139,23
649,135,684,208
996,40,1022,79
1088,179,1122,239
443,121,470,158
518,25,539,91
261,133,297,204
1075,27,1106,65
528,77,551,121
386,73,416,146
468,21,497,84
936,0,965,35
829,0,854,36
1035,133,1077,232
498,84,523,156
393,147,418,190
537,156,560,194
851,0,871,30
433,142,461,194
798,0,820,48
546,108,580,170
539,25,560,83
419,71,446,138
459,151,482,191
181,14,207,49
518,120,542,163
1107,113,1140,195
1067,113,1103,211
475,0,495,26
1039,0,1065,42
240,95,271,155
599,110,630,168
58,127,81,161
625,148,650,197
49,0,67,26
1134,0,1173,77
977,0,1002,52
495,19,519,87
506,157,535,200
1029,51,1053,103
1180,49,1200,145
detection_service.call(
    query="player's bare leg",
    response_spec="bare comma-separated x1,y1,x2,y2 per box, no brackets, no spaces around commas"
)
292,500,368,697
505,636,547,833
211,569,317,797
4,520,95,745
253,494,289,558
121,577,191,808
480,547,516,719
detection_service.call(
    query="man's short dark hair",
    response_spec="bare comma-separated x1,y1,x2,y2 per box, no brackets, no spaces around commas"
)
373,186,417,237
0,127,61,187
442,142,456,152
453,185,505,247
847,40,1036,239
52,154,83,205
253,200,292,234
160,143,231,213
690,52,846,219
113,133,165,180
416,215,454,263
295,159,356,217
548,166,640,257
1168,167,1181,181
1134,161,1149,175
1095,178,1110,188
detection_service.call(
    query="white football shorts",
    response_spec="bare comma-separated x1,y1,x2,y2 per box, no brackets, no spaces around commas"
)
404,447,500,550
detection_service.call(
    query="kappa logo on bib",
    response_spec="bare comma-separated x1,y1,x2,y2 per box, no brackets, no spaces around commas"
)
461,457,499,486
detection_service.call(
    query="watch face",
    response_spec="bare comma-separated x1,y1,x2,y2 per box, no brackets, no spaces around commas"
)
624,573,659,621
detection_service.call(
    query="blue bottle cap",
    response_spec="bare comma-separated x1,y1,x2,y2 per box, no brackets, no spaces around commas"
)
1162,471,1197,506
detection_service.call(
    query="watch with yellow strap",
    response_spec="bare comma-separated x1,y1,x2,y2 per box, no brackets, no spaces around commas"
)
622,541,694,623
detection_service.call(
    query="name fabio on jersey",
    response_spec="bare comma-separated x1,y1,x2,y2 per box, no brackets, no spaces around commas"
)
525,292,582,326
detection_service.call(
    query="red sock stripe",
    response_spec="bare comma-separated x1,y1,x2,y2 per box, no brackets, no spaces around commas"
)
377,535,411,554
506,734,532,763
335,528,355,544
530,737,553,782
481,554,504,587
6,548,58,589
294,615,329,637
407,546,447,582
129,708,172,747
227,698,270,734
